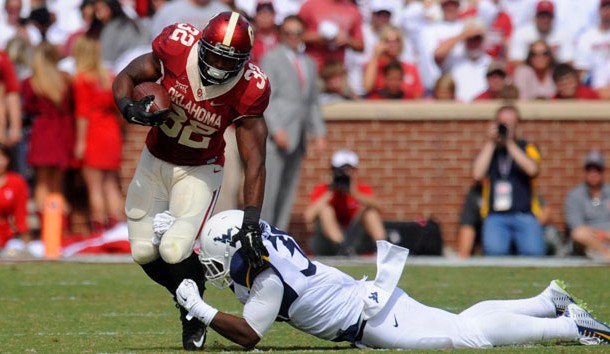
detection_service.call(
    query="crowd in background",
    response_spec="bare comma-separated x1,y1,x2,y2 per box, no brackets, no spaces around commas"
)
0,0,609,258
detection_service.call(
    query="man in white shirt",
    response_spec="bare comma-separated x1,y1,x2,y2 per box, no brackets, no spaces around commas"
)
161,210,610,349
574,0,610,85
440,17,492,102
508,0,574,67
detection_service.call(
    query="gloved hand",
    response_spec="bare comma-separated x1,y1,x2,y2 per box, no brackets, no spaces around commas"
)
152,211,175,246
118,96,169,126
236,223,268,268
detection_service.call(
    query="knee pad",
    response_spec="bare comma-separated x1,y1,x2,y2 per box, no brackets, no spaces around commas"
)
131,240,158,265
159,239,193,264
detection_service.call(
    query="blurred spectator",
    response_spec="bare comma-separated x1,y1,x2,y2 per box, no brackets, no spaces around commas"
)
150,0,230,38
366,60,417,100
362,24,423,99
444,17,493,102
260,14,326,230
431,74,456,100
474,60,519,100
319,60,359,104
472,105,546,256
564,149,610,260
92,0,151,68
298,0,364,74
552,0,600,41
250,1,279,65
462,0,513,61
61,0,95,59
513,39,557,99
416,0,464,92
592,59,610,99
574,0,610,87
235,0,304,24
0,0,42,49
345,0,396,97
456,181,483,258
26,5,53,40
552,63,600,100
0,143,30,254
22,42,74,226
72,36,124,233
5,36,31,182
45,0,85,48
5,35,31,80
0,49,22,148
457,181,562,258
500,0,537,30
509,1,574,68
304,149,386,256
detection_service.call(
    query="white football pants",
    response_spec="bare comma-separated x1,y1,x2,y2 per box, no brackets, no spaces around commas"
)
361,287,578,349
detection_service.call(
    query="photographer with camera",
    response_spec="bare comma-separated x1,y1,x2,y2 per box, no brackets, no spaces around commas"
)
304,149,386,256
472,105,546,256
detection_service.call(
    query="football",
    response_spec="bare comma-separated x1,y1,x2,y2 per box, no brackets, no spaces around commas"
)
133,82,171,112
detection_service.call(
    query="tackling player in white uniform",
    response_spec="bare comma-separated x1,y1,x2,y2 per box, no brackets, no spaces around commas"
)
157,210,610,349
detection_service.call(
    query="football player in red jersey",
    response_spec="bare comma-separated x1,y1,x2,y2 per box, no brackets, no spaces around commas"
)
112,12,270,351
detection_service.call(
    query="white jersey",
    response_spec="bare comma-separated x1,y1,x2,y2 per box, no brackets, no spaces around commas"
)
229,221,365,342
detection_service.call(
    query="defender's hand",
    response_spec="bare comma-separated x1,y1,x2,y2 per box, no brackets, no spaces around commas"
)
176,279,202,313
236,223,268,268
118,96,169,126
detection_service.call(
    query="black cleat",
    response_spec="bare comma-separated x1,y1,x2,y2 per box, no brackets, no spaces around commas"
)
179,305,207,351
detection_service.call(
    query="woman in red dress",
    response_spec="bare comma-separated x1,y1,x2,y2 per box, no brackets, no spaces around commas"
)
23,41,75,221
72,36,125,233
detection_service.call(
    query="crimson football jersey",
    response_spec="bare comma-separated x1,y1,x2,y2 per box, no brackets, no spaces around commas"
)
148,23,271,166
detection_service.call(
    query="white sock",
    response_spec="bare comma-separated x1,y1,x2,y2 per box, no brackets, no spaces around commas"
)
460,293,555,319
476,312,579,346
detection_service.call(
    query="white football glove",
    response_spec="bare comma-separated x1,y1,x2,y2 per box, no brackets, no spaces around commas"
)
151,211,176,245
177,279,202,312
176,279,219,326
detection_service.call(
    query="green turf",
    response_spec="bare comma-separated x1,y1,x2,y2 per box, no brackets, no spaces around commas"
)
1,262,609,353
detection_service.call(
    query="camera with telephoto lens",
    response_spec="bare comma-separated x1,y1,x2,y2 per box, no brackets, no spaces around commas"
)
497,123,508,139
332,167,351,191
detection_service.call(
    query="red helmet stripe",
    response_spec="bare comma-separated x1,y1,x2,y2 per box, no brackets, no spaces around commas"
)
222,12,240,46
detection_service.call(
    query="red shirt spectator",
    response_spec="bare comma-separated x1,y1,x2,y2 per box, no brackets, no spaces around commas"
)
0,142,28,248
309,182,374,228
554,86,600,100
250,2,280,65
553,63,601,100
299,0,364,72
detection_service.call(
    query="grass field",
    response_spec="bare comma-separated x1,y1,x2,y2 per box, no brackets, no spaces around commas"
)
1,261,609,353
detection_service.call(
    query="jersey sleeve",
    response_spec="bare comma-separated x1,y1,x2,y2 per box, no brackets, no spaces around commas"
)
152,23,199,75
243,268,284,338
309,183,329,203
234,63,271,118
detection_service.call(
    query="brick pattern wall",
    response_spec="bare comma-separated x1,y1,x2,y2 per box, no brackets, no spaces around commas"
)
116,102,610,251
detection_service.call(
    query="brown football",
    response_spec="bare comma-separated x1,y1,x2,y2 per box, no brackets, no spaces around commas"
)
133,82,171,112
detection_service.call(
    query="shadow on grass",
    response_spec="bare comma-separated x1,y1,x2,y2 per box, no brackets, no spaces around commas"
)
125,344,354,352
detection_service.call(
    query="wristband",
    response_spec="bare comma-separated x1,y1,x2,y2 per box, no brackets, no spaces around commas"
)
243,206,261,226
191,300,219,326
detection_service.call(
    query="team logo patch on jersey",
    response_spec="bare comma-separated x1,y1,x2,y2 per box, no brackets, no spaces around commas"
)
368,292,379,304
174,81,189,93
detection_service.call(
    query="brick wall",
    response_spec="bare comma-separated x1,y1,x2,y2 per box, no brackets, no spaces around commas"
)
117,101,610,251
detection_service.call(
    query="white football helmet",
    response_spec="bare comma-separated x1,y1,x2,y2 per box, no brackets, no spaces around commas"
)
198,209,244,289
